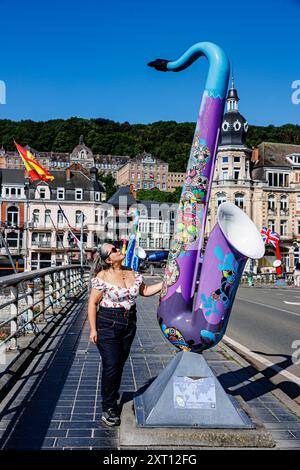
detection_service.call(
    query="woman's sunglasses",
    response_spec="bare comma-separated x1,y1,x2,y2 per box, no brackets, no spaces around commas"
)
107,246,118,258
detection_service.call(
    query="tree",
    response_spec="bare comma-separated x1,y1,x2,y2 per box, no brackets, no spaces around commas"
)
98,171,118,200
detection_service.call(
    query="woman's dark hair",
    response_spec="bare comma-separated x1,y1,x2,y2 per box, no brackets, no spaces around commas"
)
91,243,112,277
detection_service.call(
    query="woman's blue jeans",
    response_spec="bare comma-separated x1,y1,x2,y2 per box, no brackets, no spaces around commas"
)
96,305,137,412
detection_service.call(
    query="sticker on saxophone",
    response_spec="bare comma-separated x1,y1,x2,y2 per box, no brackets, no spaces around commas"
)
161,324,190,351
200,247,241,326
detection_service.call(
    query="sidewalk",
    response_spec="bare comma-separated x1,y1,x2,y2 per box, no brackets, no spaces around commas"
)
0,280,300,449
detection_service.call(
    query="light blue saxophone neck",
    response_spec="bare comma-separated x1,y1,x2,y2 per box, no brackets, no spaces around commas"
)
150,42,230,99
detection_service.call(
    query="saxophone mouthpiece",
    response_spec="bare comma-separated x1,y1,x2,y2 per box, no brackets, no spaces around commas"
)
147,58,170,71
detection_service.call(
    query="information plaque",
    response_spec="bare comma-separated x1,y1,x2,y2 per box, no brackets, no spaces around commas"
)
173,376,216,410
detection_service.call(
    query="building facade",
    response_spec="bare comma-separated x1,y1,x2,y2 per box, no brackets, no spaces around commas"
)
116,152,169,191
0,169,26,272
167,172,186,192
0,164,108,272
136,200,176,250
26,165,106,270
0,136,130,179
207,80,300,270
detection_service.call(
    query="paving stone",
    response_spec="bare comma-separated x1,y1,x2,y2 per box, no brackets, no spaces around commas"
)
1,294,300,450
67,429,93,437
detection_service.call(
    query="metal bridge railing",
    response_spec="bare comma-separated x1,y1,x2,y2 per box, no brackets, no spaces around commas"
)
241,272,294,286
0,265,90,354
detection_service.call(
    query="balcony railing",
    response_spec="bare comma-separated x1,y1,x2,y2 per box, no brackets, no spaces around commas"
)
32,241,52,248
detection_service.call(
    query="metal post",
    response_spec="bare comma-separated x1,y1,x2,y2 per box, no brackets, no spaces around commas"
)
38,276,45,322
80,213,84,269
55,270,61,308
65,269,70,299
26,281,34,333
47,273,54,315
61,270,66,304
9,285,18,350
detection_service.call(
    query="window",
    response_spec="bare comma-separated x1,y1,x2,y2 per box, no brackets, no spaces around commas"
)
217,193,227,206
222,169,228,180
76,210,83,226
56,234,64,248
222,156,228,164
38,187,46,199
95,210,99,224
268,220,275,231
267,172,289,188
75,188,83,200
57,210,64,225
5,188,9,196
95,192,100,201
235,193,244,209
7,206,19,226
234,157,240,163
234,168,240,182
268,195,275,211
297,196,300,210
6,232,18,248
57,188,65,200
17,188,22,197
298,220,300,235
33,209,39,224
280,196,288,212
11,188,16,196
45,209,51,225
144,183,148,189
280,220,287,236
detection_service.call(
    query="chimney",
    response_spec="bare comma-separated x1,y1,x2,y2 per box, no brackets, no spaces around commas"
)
251,147,259,162
90,166,97,182
129,184,136,200
66,167,71,181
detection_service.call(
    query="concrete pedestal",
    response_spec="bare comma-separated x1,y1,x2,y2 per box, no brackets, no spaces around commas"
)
119,351,275,448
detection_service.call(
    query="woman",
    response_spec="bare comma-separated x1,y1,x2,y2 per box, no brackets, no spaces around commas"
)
88,243,163,427
293,262,300,287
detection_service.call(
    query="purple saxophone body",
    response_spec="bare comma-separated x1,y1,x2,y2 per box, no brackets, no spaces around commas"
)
149,42,264,353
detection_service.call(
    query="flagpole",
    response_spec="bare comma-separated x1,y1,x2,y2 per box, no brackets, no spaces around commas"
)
80,212,84,269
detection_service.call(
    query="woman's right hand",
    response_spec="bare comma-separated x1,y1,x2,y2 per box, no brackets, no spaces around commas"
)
89,329,97,344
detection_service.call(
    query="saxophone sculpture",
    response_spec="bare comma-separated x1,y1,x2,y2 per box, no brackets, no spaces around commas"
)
149,42,265,353
123,208,146,271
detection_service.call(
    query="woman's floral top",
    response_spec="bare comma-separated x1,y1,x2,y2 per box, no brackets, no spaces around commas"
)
91,272,143,309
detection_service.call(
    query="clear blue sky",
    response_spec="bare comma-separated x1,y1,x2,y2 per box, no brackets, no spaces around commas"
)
0,0,299,126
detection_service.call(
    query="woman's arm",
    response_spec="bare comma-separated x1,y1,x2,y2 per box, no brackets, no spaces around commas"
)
88,288,103,344
139,281,163,297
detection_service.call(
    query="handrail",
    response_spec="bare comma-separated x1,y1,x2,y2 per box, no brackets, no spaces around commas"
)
0,265,90,351
0,265,90,288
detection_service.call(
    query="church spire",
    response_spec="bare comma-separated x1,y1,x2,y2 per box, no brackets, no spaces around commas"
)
226,75,239,112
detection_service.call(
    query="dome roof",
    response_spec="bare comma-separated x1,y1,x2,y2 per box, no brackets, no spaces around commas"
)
70,136,94,162
220,111,248,146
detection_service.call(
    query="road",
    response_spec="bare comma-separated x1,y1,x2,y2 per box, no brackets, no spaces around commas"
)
227,286,300,383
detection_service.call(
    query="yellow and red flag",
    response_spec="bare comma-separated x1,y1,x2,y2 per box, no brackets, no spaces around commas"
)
14,142,54,182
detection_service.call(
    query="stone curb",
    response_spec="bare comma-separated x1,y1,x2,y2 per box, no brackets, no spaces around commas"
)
220,339,300,418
